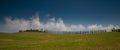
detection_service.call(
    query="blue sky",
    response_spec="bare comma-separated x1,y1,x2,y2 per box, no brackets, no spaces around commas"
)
0,0,120,32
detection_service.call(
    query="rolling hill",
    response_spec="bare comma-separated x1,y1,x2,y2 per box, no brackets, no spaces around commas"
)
0,32,120,50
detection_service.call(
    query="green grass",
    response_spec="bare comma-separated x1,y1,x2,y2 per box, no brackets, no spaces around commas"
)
0,32,120,50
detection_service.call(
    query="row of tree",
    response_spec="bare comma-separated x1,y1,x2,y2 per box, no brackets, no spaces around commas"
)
19,28,46,32
112,28,120,32
19,28,120,33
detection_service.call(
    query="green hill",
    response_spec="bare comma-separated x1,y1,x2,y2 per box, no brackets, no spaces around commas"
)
0,32,120,50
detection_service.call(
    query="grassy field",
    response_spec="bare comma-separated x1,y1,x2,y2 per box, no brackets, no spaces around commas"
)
0,32,120,50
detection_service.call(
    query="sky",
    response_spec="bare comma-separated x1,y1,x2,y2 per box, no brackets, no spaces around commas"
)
0,0,120,32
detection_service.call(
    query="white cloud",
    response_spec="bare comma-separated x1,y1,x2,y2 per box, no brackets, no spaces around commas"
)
3,17,30,32
70,24,85,31
88,24,103,31
0,13,120,32
30,17,43,29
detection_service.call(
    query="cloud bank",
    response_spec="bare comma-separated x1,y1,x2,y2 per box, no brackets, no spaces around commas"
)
0,14,120,32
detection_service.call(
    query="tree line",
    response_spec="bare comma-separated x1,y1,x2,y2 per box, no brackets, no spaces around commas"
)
112,28,120,32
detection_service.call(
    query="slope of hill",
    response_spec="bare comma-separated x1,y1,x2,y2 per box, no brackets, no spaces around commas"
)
0,32,120,50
